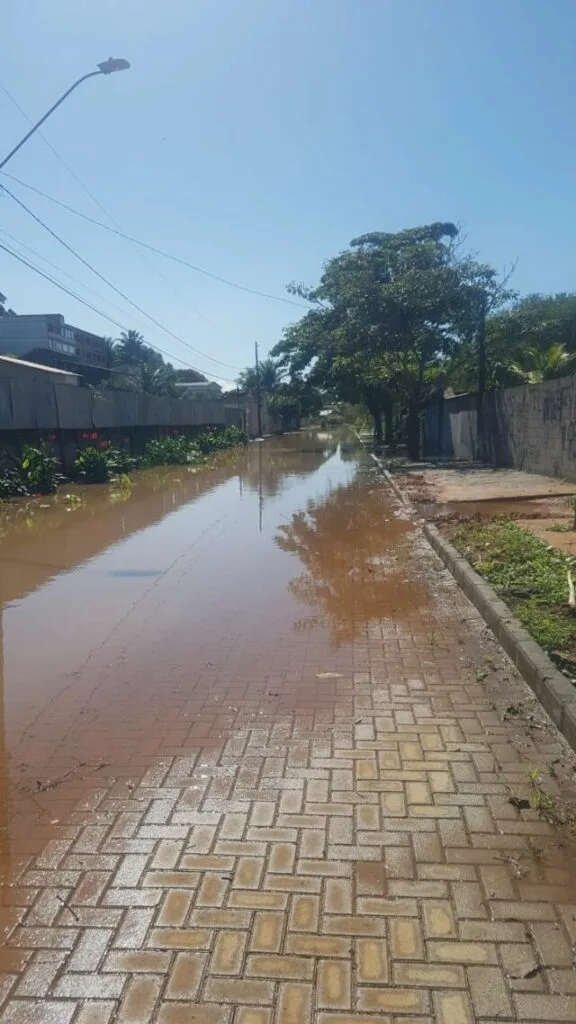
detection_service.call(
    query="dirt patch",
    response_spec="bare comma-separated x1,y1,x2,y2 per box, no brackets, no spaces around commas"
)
397,466,576,505
394,464,576,558
519,518,576,556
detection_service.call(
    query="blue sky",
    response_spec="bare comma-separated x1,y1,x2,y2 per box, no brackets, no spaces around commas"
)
2,0,575,384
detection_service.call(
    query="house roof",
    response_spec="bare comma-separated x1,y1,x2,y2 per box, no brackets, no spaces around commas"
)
0,355,80,377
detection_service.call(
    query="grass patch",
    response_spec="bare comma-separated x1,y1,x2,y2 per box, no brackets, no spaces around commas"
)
450,518,576,668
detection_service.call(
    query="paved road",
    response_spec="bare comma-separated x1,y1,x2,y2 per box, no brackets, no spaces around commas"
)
0,432,575,1022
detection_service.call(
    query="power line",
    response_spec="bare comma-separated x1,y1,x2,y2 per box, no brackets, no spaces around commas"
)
0,240,234,380
1,183,239,379
0,81,130,227
1,226,231,375
0,226,161,330
0,81,246,358
0,170,310,309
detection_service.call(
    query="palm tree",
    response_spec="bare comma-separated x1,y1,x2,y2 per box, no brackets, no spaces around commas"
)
138,362,176,397
0,291,16,317
509,343,576,384
115,330,149,366
102,337,117,369
237,358,283,395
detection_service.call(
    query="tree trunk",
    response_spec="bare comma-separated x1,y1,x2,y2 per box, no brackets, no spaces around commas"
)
372,407,383,445
406,404,421,461
384,399,394,447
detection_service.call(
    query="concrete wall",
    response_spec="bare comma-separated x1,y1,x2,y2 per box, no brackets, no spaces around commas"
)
0,379,241,432
424,376,576,480
0,378,245,472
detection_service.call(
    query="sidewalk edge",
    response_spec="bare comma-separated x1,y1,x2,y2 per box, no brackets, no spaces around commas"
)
425,521,576,753
373,454,576,753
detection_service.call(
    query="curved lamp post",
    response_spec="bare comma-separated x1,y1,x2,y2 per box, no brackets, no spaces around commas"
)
0,58,130,172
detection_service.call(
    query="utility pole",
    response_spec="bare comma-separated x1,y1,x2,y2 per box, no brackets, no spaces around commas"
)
255,341,263,438
476,292,488,463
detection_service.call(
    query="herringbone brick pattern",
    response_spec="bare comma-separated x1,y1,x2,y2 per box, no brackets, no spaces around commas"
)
1,493,576,1022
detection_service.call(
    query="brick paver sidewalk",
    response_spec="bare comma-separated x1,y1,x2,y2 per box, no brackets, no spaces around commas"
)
1,482,576,1023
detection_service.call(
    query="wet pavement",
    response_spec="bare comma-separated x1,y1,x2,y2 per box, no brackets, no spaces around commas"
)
0,431,576,1022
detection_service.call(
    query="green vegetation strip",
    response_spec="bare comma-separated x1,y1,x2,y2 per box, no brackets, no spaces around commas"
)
450,519,576,667
0,426,247,497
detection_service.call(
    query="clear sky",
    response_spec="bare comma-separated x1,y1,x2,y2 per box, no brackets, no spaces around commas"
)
2,0,575,384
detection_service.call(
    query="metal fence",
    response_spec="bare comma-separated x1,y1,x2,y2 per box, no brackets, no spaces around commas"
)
0,379,242,432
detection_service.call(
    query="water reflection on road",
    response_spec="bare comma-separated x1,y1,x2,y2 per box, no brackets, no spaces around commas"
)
0,431,417,880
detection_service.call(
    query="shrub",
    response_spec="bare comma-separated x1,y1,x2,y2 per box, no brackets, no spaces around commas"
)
21,444,61,494
0,457,28,500
223,425,248,446
196,426,247,453
75,446,110,483
142,436,203,466
105,446,137,475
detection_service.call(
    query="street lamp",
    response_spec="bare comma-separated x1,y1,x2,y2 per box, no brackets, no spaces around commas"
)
0,58,130,172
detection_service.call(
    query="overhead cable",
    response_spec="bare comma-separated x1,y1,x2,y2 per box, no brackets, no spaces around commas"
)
0,240,234,380
0,171,310,308
1,184,237,380
0,81,246,365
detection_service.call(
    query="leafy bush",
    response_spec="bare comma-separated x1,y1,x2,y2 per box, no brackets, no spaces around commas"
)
142,436,203,466
196,426,247,453
21,445,61,494
0,457,28,500
75,443,136,483
222,426,248,446
1,425,247,499
105,446,137,475
75,446,110,483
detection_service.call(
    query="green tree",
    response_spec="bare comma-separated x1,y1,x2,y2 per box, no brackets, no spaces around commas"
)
174,368,207,383
237,358,283,395
447,293,576,393
509,342,576,384
115,330,162,369
274,223,504,456
267,378,322,429
0,292,16,317
102,337,117,369
136,361,177,396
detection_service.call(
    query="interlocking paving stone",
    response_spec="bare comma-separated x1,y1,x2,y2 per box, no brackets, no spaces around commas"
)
2,463,576,1024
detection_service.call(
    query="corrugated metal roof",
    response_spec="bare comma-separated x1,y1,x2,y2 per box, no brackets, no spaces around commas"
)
0,355,79,377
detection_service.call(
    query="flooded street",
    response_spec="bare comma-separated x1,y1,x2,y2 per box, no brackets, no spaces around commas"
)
1,431,576,1023
1,433,361,859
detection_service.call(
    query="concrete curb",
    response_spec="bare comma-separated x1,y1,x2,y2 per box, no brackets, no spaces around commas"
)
372,454,576,753
370,453,411,507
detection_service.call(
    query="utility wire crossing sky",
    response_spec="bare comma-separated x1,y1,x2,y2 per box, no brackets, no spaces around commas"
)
2,0,575,381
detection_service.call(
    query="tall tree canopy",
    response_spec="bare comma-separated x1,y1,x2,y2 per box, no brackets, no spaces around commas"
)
237,358,283,395
0,292,16,317
273,223,506,456
447,292,576,393
102,329,177,396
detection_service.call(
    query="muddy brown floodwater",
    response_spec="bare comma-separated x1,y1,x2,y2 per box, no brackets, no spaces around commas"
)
3,432,576,1022
0,431,417,882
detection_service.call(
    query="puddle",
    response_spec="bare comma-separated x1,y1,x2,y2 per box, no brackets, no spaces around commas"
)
0,431,424,879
